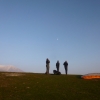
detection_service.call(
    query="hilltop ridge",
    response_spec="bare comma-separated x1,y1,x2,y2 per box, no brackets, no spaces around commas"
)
0,65,23,72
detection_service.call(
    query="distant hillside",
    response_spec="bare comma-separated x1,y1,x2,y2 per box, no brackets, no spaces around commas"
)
0,65,23,72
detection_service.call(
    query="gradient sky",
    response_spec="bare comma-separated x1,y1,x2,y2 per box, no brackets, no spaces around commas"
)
0,0,100,75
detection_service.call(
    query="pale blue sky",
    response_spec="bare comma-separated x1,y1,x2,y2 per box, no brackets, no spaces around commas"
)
0,0,100,74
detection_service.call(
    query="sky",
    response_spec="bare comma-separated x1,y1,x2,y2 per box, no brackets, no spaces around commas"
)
0,0,100,75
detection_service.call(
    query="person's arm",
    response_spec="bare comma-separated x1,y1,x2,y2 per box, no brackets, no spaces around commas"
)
66,62,68,66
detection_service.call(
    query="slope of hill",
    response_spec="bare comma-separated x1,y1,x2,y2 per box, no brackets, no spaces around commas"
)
0,65,23,72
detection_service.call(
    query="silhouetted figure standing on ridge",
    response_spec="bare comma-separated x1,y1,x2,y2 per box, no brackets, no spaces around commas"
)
56,60,60,72
63,61,68,75
46,58,50,74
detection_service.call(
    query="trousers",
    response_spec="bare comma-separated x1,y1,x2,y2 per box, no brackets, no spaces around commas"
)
64,66,68,75
46,64,50,74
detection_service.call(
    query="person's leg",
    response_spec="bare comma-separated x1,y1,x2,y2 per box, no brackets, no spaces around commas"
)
58,66,59,72
56,66,58,71
46,65,47,74
64,66,66,74
48,66,49,74
56,66,57,71
47,64,49,74
66,66,68,75
66,68,67,75
65,66,67,75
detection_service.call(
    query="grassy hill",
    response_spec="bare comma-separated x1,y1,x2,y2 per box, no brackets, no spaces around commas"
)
0,72,100,100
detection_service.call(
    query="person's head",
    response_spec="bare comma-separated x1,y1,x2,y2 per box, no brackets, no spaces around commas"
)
57,60,59,63
46,58,48,60
65,61,67,63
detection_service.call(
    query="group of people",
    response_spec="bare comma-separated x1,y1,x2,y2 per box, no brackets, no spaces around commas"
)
46,58,68,75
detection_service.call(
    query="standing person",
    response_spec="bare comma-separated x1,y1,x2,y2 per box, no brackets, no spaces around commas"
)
46,58,50,74
63,61,68,75
56,60,60,72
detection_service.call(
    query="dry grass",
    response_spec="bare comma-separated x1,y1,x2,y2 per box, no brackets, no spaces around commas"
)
0,72,100,100
1,72,25,76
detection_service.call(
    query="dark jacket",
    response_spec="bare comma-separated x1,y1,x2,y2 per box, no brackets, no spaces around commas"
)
46,59,50,64
63,61,68,67
56,62,60,67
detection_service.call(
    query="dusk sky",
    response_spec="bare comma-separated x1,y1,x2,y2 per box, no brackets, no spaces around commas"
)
0,0,100,75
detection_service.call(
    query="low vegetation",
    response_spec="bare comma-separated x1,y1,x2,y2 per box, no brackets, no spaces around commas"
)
0,72,100,100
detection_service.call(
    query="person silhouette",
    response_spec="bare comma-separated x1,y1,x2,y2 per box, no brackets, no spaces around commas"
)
63,61,68,75
46,58,50,74
56,60,60,72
